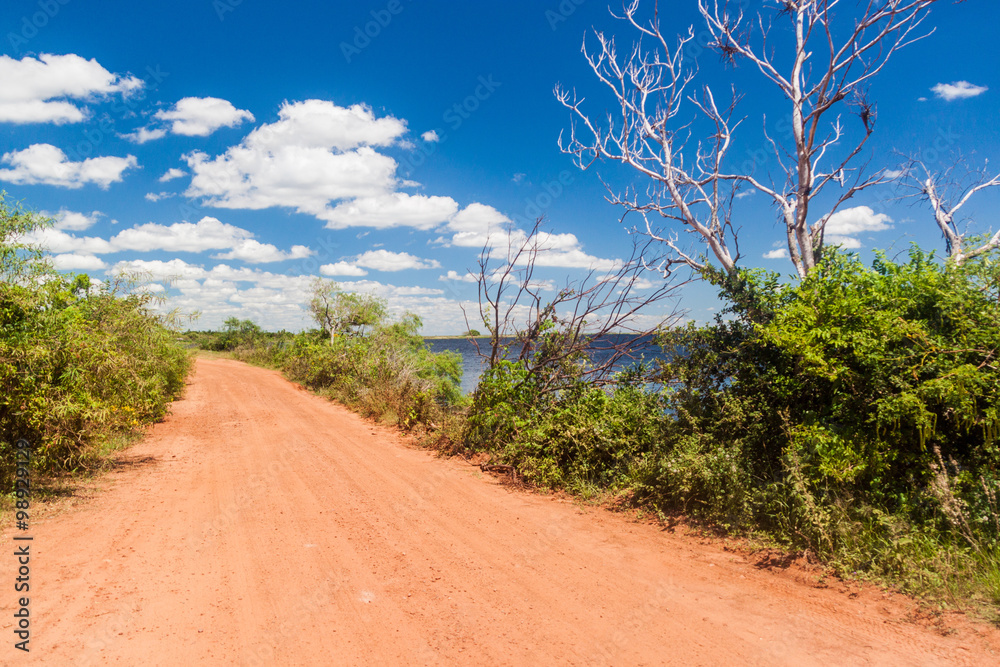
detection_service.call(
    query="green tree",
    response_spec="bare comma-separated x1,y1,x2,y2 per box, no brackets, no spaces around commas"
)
0,191,49,283
309,279,387,344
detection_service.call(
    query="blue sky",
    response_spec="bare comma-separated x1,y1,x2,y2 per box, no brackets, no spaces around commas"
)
2,0,998,334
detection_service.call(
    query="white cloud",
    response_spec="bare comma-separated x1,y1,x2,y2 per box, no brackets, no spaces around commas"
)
41,209,101,231
23,215,310,264
49,253,107,270
111,258,209,281
185,146,396,214
931,81,988,101
826,235,863,249
104,258,469,333
212,240,313,264
159,168,186,182
421,130,440,142
154,97,255,137
439,270,479,284
596,276,656,290
0,144,137,189
0,53,142,124
320,193,458,230
184,100,407,218
438,204,619,271
121,127,167,144
21,227,115,254
320,262,369,277
145,192,175,202
111,216,253,253
825,206,893,236
353,249,441,272
243,100,407,152
763,248,789,259
439,203,511,248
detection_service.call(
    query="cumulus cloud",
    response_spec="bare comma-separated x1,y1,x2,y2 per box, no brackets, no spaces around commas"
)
0,53,142,124
818,205,893,249
438,203,512,248
439,270,479,284
435,203,619,270
106,258,469,333
931,81,988,101
320,192,458,230
320,262,369,277
50,253,107,271
212,240,313,264
184,100,408,218
763,248,789,259
111,216,253,253
41,209,101,231
825,207,893,235
354,250,441,272
25,215,312,264
159,168,186,182
21,227,115,254
154,97,255,136
0,144,137,189
421,130,440,142
145,192,175,202
825,235,863,249
121,127,167,144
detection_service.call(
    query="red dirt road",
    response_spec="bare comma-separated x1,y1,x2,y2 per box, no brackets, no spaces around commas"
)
4,357,1000,665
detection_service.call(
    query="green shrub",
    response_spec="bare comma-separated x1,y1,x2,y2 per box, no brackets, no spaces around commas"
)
1,196,190,486
653,247,1000,594
229,305,463,433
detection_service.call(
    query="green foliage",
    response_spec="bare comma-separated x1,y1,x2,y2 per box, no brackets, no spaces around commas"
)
465,356,665,494
309,278,387,342
652,247,1000,600
462,244,1000,607
227,287,463,434
214,317,264,351
0,196,190,487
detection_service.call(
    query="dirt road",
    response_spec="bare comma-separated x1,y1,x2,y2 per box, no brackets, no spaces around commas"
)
4,357,999,665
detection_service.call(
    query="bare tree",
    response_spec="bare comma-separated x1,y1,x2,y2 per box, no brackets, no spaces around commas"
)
557,0,948,280
467,218,686,395
902,159,1000,264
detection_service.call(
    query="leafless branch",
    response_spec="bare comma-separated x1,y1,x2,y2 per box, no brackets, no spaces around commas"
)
474,218,687,395
558,0,946,279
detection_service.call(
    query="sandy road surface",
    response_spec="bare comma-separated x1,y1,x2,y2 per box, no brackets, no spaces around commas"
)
3,357,1000,665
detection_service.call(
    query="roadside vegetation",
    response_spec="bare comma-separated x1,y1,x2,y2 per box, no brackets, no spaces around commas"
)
185,279,464,434
460,241,1000,614
178,0,1000,617
0,194,190,491
201,230,1000,615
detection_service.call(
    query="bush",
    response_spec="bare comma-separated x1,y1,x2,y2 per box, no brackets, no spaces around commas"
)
227,307,463,433
1,196,190,486
655,247,1000,594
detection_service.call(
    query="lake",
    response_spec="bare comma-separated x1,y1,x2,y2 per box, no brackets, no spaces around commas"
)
423,335,666,395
